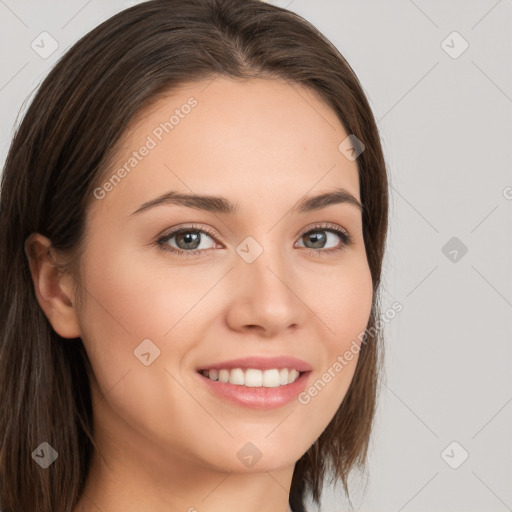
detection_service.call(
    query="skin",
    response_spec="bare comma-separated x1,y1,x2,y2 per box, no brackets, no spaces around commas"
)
26,76,373,512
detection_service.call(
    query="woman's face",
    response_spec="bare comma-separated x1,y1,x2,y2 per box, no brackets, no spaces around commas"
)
75,77,373,478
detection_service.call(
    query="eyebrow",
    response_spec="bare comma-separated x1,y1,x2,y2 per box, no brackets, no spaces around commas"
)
130,186,363,216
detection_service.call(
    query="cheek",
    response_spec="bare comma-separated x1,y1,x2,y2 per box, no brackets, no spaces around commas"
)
75,241,228,408
301,257,373,413
75,245,207,446
310,256,374,348
78,243,221,341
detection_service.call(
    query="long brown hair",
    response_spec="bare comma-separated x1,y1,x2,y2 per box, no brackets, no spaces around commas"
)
0,1,388,510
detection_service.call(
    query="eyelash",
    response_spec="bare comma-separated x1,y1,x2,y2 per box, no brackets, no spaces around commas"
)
156,222,353,258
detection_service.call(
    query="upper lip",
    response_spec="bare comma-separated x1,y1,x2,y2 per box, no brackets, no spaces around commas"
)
197,356,312,372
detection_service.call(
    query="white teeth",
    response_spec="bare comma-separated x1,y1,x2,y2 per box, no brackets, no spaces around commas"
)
201,367,302,387
229,368,245,386
288,369,299,383
245,368,262,387
262,369,280,387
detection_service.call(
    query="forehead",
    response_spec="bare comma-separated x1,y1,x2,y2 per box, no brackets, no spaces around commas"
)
93,76,360,219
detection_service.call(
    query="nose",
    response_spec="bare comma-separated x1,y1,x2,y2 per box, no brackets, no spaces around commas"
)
224,242,304,337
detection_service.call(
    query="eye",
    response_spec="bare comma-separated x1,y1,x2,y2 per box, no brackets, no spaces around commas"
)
155,222,353,258
156,224,218,257
295,223,352,256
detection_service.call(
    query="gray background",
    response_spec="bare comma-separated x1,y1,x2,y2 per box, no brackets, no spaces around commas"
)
1,1,511,511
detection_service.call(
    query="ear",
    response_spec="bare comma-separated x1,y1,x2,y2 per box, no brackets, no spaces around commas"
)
24,233,82,339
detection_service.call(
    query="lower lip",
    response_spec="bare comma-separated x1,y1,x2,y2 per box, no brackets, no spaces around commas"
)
196,371,311,410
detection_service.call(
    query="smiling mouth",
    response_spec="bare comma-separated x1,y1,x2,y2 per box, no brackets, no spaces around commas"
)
197,368,305,388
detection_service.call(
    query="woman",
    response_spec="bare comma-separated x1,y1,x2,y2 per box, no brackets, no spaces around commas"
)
0,1,388,511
